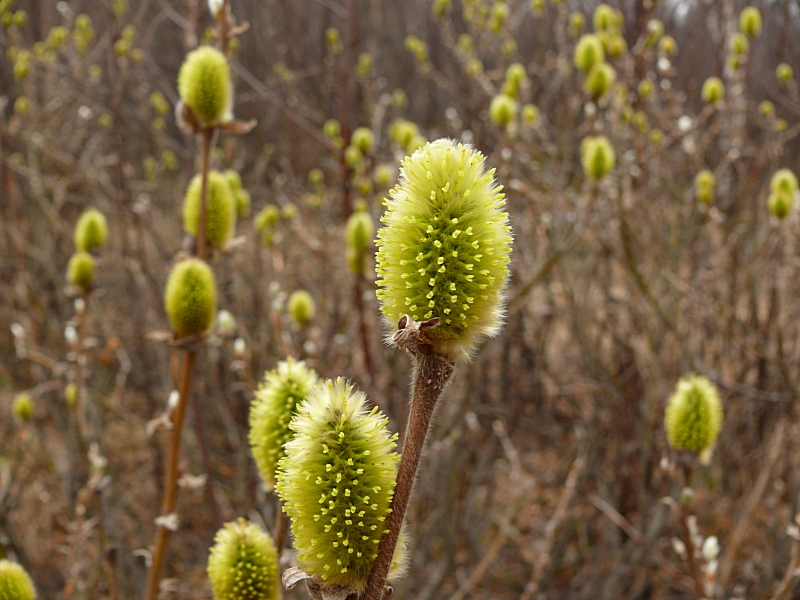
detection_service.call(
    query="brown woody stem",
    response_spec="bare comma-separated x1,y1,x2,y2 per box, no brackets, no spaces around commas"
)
196,129,213,261
361,316,455,600
144,349,197,600
679,465,707,599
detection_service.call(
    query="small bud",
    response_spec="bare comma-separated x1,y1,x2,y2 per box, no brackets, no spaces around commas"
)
67,251,95,291
74,208,108,252
739,6,762,38
777,63,794,83
346,211,374,256
521,104,540,126
65,325,79,347
216,310,237,336
207,0,223,16
308,168,324,186
177,46,232,127
501,63,527,99
759,100,775,118
65,383,78,408
680,486,694,507
249,357,318,490
729,32,749,56
604,34,627,58
12,393,33,422
488,2,508,33
74,297,86,316
593,4,616,32
345,145,363,168
375,139,513,358
287,290,315,326
645,19,664,48
771,169,798,195
581,136,616,180
182,170,236,249
164,258,217,338
702,536,720,562
168,390,180,411
276,378,407,591
374,164,394,188
638,79,654,99
658,35,678,56
489,94,518,126
323,118,341,139
584,62,616,98
14,96,29,116
574,34,605,72
695,170,715,205
208,518,279,600
664,375,723,456
768,192,793,220
254,205,280,232
0,559,36,600
701,77,725,104
234,337,246,360
351,127,374,154
569,12,585,38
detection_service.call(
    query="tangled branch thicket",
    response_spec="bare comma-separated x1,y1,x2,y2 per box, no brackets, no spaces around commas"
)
3,0,800,598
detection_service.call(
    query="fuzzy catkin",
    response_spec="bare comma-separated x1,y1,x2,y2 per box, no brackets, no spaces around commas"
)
276,378,406,591
0,560,36,600
183,170,236,249
665,375,723,456
375,139,513,359
177,46,231,126
67,252,95,291
249,357,318,490
73,208,108,251
164,258,217,338
207,519,279,600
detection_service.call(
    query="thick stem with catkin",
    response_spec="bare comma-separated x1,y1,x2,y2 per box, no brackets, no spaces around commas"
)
362,320,454,600
144,350,197,600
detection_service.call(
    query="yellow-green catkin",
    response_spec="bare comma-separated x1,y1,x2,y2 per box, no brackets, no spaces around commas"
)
581,136,615,180
375,139,513,359
12,393,33,422
177,46,232,126
68,252,95,291
584,62,615,98
287,290,315,326
574,34,605,73
665,375,723,457
768,169,797,220
489,94,518,127
695,170,716,205
65,383,78,408
207,519,279,600
593,4,616,32
183,170,236,249
276,378,407,591
777,63,794,83
249,357,318,491
351,127,374,154
346,210,375,275
0,559,36,600
164,258,217,338
74,208,108,251
701,77,725,104
501,63,526,99
739,6,762,38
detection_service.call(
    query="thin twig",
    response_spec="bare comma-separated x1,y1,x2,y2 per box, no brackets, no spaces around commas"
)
144,349,197,600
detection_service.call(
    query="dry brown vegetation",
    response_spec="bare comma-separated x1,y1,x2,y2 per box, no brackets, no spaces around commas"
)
3,0,800,598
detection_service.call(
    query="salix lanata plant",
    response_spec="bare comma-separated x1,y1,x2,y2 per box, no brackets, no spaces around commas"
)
360,138,512,598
